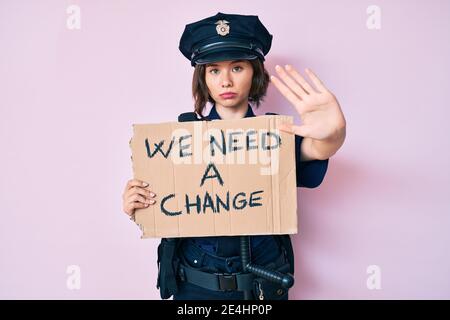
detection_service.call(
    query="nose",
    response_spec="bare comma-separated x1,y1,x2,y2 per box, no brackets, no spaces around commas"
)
221,71,233,88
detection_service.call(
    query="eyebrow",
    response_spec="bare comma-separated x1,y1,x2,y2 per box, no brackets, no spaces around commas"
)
206,60,245,67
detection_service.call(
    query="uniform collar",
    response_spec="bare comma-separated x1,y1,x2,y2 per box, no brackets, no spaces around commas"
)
207,103,255,120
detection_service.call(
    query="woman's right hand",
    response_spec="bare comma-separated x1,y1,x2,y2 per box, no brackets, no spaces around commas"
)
122,179,157,216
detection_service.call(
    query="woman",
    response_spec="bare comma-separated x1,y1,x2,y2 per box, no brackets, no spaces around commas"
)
122,12,346,300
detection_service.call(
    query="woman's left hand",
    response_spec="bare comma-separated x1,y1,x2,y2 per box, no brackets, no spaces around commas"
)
270,65,346,141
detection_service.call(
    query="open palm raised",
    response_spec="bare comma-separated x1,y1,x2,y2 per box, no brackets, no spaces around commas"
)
270,65,346,141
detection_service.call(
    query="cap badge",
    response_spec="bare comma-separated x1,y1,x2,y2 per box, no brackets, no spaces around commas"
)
215,20,230,36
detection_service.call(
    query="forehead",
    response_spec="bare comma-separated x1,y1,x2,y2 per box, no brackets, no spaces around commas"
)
205,60,250,67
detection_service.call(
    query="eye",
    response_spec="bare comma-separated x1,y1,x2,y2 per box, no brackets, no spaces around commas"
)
208,68,219,75
232,66,243,72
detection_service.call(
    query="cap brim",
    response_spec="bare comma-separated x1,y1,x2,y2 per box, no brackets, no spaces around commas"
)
194,50,259,65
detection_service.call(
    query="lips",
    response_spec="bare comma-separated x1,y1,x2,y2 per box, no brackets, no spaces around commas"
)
219,92,237,99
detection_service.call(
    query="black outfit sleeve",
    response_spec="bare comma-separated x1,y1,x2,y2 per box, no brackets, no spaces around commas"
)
295,135,329,188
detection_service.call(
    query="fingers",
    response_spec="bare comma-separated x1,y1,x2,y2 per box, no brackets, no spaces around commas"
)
285,65,317,95
275,65,309,98
270,75,304,114
127,193,155,209
123,179,156,216
305,68,328,93
130,202,149,211
124,201,152,216
124,179,149,194
129,193,155,205
124,185,155,201
126,188,156,206
123,193,157,216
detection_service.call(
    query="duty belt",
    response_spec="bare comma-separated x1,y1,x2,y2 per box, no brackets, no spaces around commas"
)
177,251,287,292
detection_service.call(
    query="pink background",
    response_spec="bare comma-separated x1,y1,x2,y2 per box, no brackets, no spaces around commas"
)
1,0,449,299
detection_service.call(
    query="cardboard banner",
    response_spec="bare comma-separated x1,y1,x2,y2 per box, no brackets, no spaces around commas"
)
129,115,297,238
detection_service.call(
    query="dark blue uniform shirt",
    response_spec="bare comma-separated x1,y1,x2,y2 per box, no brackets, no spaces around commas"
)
185,103,329,256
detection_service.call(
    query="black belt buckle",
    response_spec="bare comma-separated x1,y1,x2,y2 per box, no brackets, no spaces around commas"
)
218,274,237,291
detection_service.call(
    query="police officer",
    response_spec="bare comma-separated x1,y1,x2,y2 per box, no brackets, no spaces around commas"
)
122,12,346,300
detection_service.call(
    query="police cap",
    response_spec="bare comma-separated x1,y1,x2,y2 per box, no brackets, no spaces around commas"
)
179,12,273,66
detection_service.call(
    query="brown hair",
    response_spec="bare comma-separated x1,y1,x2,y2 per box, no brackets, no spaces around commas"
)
192,58,270,118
